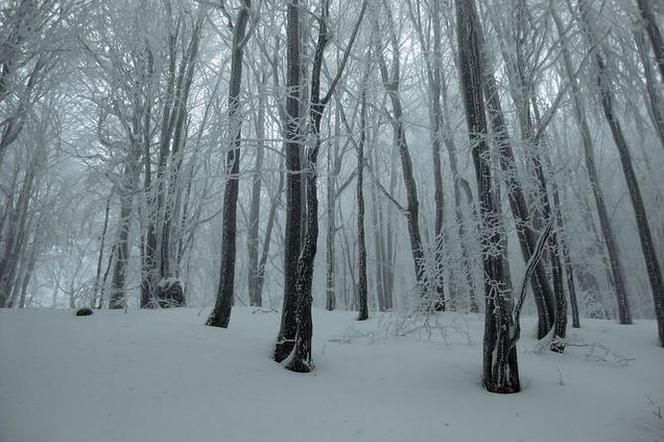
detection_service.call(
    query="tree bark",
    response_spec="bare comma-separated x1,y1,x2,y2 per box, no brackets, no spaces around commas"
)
356,85,369,321
482,46,555,339
274,0,303,362
456,0,519,393
247,74,266,307
109,160,138,309
207,0,251,328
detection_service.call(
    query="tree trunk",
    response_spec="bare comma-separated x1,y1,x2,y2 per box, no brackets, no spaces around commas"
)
530,99,567,352
0,162,34,307
553,184,580,329
356,85,369,321
109,161,138,310
282,0,367,370
206,0,251,328
274,0,303,362
325,104,340,311
255,159,284,304
376,45,427,295
456,0,519,393
247,74,266,308
93,193,112,309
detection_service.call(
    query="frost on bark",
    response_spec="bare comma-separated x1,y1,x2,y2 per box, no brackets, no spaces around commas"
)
456,0,519,393
481,38,554,339
281,0,367,372
356,82,369,322
274,0,303,363
109,158,139,310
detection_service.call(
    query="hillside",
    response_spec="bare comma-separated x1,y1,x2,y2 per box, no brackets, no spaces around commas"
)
1,308,663,442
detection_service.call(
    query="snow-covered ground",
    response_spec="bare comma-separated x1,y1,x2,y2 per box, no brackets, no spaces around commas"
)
1,307,663,442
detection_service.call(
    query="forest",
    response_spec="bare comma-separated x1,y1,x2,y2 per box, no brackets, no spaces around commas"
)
1,0,664,440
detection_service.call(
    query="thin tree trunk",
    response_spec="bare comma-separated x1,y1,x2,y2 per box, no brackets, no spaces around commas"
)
247,74,266,307
553,185,580,328
207,0,251,328
376,46,427,295
93,193,112,309
356,84,369,321
255,158,285,303
325,104,340,311
530,99,567,351
370,170,386,311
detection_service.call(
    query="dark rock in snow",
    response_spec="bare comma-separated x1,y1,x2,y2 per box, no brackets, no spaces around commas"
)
75,308,94,317
156,278,186,308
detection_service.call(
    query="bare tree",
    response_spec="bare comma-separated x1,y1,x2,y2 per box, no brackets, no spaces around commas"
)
456,0,519,393
578,0,664,346
206,0,253,328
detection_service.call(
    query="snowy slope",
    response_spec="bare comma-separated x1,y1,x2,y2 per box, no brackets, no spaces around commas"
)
1,308,662,442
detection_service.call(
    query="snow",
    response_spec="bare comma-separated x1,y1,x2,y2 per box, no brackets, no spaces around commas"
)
1,308,663,442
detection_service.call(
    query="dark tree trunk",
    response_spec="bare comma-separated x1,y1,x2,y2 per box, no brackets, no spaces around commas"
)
206,0,251,328
376,39,427,296
274,0,303,363
285,0,330,372
285,0,366,371
286,155,317,372
356,86,369,321
456,0,520,394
